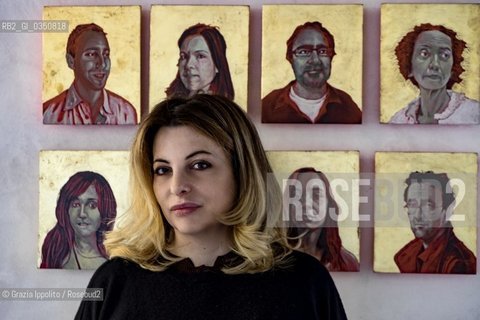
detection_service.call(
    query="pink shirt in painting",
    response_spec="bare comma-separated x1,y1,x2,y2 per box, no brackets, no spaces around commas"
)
389,91,480,124
43,84,138,125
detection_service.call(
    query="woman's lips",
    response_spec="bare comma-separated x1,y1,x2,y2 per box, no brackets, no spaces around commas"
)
77,221,91,228
170,203,201,216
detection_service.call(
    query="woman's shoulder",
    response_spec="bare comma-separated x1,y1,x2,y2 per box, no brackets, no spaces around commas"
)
285,250,331,278
99,256,139,271
281,250,347,317
389,97,419,124
88,257,143,284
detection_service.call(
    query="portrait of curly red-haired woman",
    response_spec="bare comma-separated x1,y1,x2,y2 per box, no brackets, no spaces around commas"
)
380,4,480,124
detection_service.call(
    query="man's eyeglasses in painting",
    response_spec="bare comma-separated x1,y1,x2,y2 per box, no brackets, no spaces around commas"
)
292,46,333,58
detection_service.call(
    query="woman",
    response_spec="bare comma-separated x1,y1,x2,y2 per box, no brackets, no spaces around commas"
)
40,171,117,269
286,167,359,272
75,95,347,319
389,23,479,124
165,23,235,100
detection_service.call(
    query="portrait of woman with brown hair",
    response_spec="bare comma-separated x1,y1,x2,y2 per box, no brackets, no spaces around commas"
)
285,167,359,272
165,23,235,100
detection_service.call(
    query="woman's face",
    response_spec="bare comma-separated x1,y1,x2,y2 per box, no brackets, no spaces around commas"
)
68,184,102,240
152,125,235,240
179,35,218,95
294,172,328,229
410,30,453,91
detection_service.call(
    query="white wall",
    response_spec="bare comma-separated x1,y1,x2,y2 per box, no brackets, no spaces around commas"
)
1,0,478,319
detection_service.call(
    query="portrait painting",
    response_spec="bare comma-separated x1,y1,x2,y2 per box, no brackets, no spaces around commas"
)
374,152,477,274
380,4,480,124
261,5,363,124
42,6,141,125
149,5,249,111
38,150,130,269
267,151,360,271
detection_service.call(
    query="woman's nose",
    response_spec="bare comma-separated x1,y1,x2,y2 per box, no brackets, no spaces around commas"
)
79,205,88,218
170,171,192,195
185,55,196,69
428,54,440,71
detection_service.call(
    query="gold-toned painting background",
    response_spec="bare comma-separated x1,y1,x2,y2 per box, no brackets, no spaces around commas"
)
267,151,360,262
262,5,363,109
38,150,130,267
374,152,477,273
43,6,141,113
380,3,480,123
149,5,249,111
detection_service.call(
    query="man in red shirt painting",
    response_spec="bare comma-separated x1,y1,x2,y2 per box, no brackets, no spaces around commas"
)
394,171,476,274
43,23,137,125
261,21,361,124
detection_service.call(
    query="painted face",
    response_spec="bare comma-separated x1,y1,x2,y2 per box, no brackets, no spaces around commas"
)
291,28,332,94
68,184,102,239
69,30,111,91
294,172,328,229
179,35,218,95
411,30,453,90
152,125,235,239
406,181,446,244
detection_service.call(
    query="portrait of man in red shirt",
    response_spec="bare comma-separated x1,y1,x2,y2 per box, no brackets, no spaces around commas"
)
394,171,476,274
43,23,137,125
262,21,362,124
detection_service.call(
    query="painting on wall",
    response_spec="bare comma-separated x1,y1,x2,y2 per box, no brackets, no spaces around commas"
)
380,3,480,124
149,5,249,111
261,5,363,124
38,150,130,269
267,151,360,272
374,152,477,274
42,6,141,125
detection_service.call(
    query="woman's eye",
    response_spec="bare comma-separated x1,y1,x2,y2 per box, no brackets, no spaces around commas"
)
154,166,171,175
419,49,429,58
71,202,80,208
192,161,211,170
88,201,98,209
440,51,451,60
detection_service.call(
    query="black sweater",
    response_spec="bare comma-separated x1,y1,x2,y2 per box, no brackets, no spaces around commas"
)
74,250,347,320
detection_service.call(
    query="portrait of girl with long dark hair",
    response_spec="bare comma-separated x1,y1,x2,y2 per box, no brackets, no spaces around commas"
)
285,167,359,271
40,171,117,269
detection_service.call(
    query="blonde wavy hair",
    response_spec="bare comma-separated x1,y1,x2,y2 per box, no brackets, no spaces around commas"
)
105,94,291,274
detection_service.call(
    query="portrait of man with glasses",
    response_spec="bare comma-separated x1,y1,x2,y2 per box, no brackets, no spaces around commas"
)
394,171,476,274
261,21,362,124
